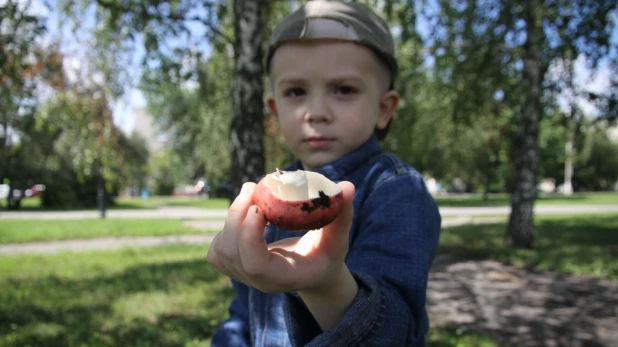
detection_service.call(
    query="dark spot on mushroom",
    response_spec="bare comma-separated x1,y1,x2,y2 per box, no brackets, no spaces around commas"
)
300,190,330,213
255,207,258,214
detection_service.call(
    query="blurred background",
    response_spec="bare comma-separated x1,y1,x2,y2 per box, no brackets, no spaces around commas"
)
1,0,617,346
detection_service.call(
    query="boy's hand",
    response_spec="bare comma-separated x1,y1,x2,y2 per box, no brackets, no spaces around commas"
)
207,181,356,294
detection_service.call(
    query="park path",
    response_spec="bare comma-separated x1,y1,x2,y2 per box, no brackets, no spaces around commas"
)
2,204,618,220
428,255,618,347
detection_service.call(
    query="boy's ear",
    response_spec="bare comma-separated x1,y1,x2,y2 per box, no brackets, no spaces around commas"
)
265,94,279,120
376,90,400,129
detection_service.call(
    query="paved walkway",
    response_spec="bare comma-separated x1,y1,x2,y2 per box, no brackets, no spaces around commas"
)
428,255,618,346
0,234,217,255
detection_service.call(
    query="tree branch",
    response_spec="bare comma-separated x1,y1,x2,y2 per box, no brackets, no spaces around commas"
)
96,0,234,46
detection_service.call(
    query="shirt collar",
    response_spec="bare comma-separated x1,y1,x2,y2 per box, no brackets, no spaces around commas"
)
287,135,383,181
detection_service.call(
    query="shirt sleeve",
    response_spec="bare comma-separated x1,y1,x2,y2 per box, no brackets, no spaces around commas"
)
210,279,252,347
284,173,442,346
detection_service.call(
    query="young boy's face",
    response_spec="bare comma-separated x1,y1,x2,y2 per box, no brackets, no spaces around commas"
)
266,40,399,171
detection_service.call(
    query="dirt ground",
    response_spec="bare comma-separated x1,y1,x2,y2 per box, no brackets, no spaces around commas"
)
427,254,618,347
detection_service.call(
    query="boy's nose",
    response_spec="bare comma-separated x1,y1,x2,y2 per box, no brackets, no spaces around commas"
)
305,96,332,123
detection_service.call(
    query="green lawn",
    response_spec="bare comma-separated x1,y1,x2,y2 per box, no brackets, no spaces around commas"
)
439,213,618,282
434,192,618,207
0,219,217,244
0,245,496,346
114,197,230,210
0,245,227,346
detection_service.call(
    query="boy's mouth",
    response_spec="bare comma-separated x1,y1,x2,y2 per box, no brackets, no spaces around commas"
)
304,136,335,149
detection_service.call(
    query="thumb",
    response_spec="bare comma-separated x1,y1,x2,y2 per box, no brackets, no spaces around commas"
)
318,181,355,256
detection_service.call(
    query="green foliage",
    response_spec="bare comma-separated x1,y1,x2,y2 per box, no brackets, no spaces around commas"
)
120,133,151,195
141,49,233,188
538,113,568,181
423,0,618,192
0,1,65,206
32,90,126,207
538,114,618,190
46,0,618,202
148,148,185,196
573,125,618,191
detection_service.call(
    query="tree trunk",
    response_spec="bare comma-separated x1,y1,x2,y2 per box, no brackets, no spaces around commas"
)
505,0,542,249
97,163,106,218
563,103,577,196
229,0,266,200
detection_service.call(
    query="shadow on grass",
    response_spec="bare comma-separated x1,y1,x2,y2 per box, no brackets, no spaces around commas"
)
432,214,618,346
428,254,618,347
0,259,234,346
439,214,618,280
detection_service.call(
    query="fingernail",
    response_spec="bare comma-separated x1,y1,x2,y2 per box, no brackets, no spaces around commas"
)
239,183,250,196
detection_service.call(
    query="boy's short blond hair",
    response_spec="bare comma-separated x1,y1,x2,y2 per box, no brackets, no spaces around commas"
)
264,0,398,91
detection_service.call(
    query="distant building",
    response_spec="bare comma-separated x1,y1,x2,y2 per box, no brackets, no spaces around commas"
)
132,107,164,155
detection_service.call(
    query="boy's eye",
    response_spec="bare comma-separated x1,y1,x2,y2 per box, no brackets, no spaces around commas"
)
334,85,358,95
283,88,306,97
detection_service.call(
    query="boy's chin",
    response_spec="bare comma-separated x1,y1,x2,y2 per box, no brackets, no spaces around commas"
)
301,157,334,171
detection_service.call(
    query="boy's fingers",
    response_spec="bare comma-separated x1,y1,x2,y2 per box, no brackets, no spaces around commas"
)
319,181,356,253
207,233,245,283
220,183,256,263
237,205,271,278
206,233,229,274
225,183,256,231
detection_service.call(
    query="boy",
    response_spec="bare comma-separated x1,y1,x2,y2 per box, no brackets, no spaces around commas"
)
207,1,441,346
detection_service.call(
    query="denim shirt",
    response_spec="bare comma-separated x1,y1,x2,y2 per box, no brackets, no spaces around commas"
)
211,135,442,347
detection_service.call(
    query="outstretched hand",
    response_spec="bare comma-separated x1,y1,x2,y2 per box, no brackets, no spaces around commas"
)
206,180,356,294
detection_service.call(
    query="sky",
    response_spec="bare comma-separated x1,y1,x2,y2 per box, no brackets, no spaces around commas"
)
10,0,617,135
9,0,147,134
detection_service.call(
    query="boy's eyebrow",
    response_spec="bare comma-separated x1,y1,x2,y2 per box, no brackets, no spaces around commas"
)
325,75,366,85
277,77,307,86
277,75,366,86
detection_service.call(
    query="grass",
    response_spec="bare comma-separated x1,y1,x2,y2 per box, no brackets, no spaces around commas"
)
0,245,229,346
0,219,218,244
434,191,618,207
439,213,618,282
114,197,230,210
2,212,615,345
0,244,497,347
428,326,497,347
